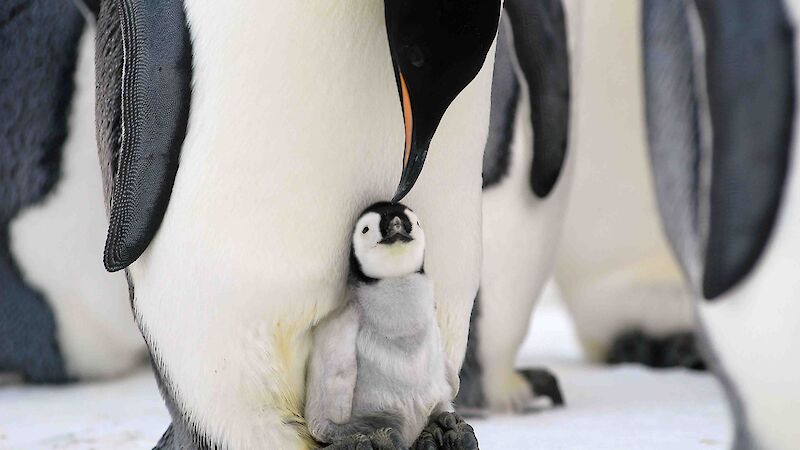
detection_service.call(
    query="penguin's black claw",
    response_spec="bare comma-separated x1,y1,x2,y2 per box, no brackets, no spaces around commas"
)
412,412,479,450
519,368,565,407
606,329,706,370
369,428,407,450
606,329,655,366
323,428,407,450
322,434,374,450
659,332,706,370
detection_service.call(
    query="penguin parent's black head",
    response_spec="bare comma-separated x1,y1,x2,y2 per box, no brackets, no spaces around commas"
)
385,0,502,202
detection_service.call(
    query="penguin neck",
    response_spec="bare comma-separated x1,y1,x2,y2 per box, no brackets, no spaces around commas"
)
354,273,435,338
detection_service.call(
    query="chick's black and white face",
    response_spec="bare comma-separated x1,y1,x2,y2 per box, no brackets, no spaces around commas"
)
352,204,425,279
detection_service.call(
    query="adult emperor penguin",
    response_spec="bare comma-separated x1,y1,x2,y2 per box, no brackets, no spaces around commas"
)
87,0,499,449
456,0,581,413
0,0,143,383
556,0,702,370
643,0,799,447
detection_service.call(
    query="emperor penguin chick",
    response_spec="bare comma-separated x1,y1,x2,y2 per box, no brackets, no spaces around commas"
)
306,202,458,447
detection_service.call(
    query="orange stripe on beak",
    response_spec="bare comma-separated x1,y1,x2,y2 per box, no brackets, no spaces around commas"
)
400,72,413,167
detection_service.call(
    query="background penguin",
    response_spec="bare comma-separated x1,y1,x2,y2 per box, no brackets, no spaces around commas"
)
643,0,800,447
459,0,708,416
86,0,500,448
556,0,702,369
457,0,582,413
0,0,143,383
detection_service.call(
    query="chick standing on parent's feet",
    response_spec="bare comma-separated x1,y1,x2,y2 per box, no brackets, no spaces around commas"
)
306,203,477,450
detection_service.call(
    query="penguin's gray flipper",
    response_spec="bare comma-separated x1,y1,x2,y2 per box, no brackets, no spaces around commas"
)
412,412,479,450
0,0,86,383
322,428,406,450
94,0,192,272
605,329,706,371
644,0,795,300
504,0,571,198
642,0,705,287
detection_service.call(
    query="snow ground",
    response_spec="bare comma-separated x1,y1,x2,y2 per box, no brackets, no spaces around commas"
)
0,292,731,450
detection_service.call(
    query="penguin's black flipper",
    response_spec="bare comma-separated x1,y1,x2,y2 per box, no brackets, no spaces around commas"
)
95,0,192,272
482,16,521,190
693,0,795,300
644,0,795,300
504,0,570,198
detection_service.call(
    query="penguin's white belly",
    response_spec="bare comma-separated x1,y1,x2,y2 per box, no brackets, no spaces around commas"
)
9,27,144,379
129,2,493,448
700,195,800,450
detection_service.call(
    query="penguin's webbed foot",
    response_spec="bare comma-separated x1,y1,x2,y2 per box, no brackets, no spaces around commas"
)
606,329,706,370
322,427,407,450
412,412,478,450
0,270,68,384
456,366,564,416
519,368,565,407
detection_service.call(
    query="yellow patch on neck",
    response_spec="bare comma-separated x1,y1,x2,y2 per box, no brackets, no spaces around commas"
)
386,243,409,256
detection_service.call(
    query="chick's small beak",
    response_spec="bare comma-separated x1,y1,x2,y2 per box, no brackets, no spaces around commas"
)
389,216,403,235
380,216,413,244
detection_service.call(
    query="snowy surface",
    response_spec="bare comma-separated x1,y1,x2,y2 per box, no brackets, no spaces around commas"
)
0,292,732,450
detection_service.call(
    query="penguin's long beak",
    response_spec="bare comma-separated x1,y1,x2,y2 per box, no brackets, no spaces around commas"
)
384,0,501,202
393,72,423,203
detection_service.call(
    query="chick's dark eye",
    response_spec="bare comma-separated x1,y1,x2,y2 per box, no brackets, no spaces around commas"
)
362,227,369,234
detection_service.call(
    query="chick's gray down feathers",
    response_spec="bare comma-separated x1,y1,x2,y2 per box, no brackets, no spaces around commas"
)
305,274,457,447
